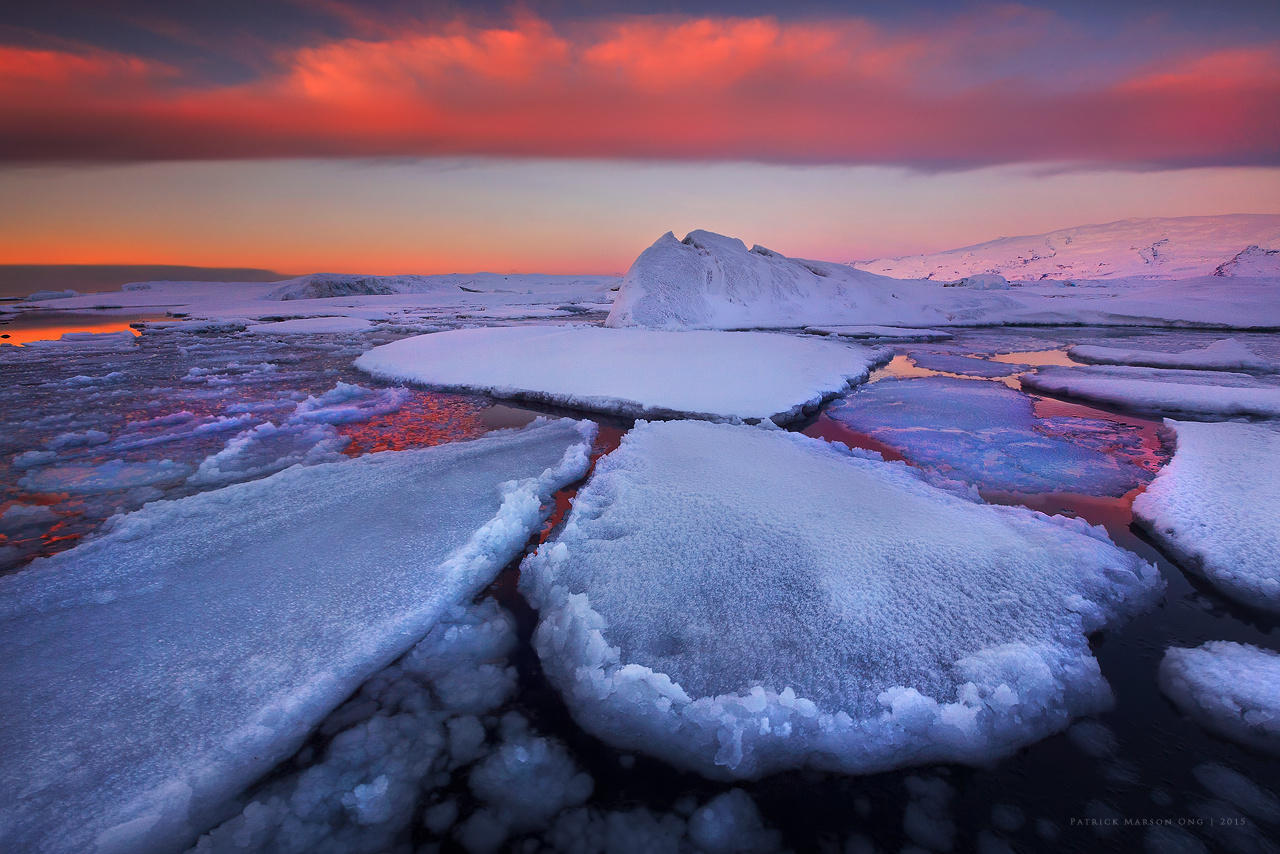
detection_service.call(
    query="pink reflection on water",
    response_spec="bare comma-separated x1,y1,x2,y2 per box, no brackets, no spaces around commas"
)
1030,394,1170,475
801,413,908,463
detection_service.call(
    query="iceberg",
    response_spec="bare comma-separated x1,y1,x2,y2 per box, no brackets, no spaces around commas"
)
522,421,1163,779
356,326,885,424
1132,420,1280,611
0,418,594,854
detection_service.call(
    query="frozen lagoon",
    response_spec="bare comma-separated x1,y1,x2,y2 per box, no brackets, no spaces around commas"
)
1,311,1279,853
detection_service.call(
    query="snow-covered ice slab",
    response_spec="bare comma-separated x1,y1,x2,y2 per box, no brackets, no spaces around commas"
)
0,418,595,854
1159,642,1280,754
522,421,1162,779
805,325,954,342
828,377,1151,496
355,326,884,424
906,352,1019,378
1021,365,1280,420
1133,420,1280,611
245,317,374,334
1069,338,1276,373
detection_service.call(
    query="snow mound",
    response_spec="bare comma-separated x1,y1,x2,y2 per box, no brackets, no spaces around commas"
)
246,317,374,334
606,230,921,330
1021,365,1280,420
521,421,1163,779
1069,338,1276,374
356,326,885,424
805,325,954,342
853,215,1280,281
0,418,595,854
1132,420,1280,611
956,273,1011,290
1158,642,1280,754
828,377,1151,495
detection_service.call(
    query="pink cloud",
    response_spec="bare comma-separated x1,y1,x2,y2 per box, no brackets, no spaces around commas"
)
1,12,1277,167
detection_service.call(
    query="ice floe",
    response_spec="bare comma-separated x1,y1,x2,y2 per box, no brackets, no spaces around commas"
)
356,326,885,423
522,420,1163,779
1132,420,1280,611
805,325,954,342
904,352,1020,378
0,418,594,854
1069,338,1276,373
1158,642,1280,755
245,317,375,334
827,377,1151,495
1021,365,1280,420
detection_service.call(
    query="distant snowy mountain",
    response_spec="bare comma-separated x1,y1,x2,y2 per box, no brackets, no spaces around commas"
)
852,215,1280,281
265,272,618,300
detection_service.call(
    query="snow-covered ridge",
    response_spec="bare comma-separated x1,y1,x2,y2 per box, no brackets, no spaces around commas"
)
266,272,620,301
852,214,1280,281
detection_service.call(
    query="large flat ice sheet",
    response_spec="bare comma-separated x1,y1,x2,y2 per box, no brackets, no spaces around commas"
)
1021,365,1280,420
0,418,594,854
355,326,884,424
1133,420,1280,611
522,421,1162,779
1069,338,1275,373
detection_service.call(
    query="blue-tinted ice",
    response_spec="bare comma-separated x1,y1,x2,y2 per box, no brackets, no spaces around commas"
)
827,376,1152,495
907,351,1021,378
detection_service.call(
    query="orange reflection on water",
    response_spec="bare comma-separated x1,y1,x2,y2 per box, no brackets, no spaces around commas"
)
989,349,1081,367
538,425,626,544
336,392,494,456
0,319,142,345
871,354,1024,389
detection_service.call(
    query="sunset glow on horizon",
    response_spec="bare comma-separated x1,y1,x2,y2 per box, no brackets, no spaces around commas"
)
3,0,1278,272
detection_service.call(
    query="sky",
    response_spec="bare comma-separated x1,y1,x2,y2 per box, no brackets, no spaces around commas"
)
2,0,1279,273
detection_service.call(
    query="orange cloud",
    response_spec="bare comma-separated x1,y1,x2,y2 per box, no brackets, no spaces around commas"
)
1,13,1278,168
